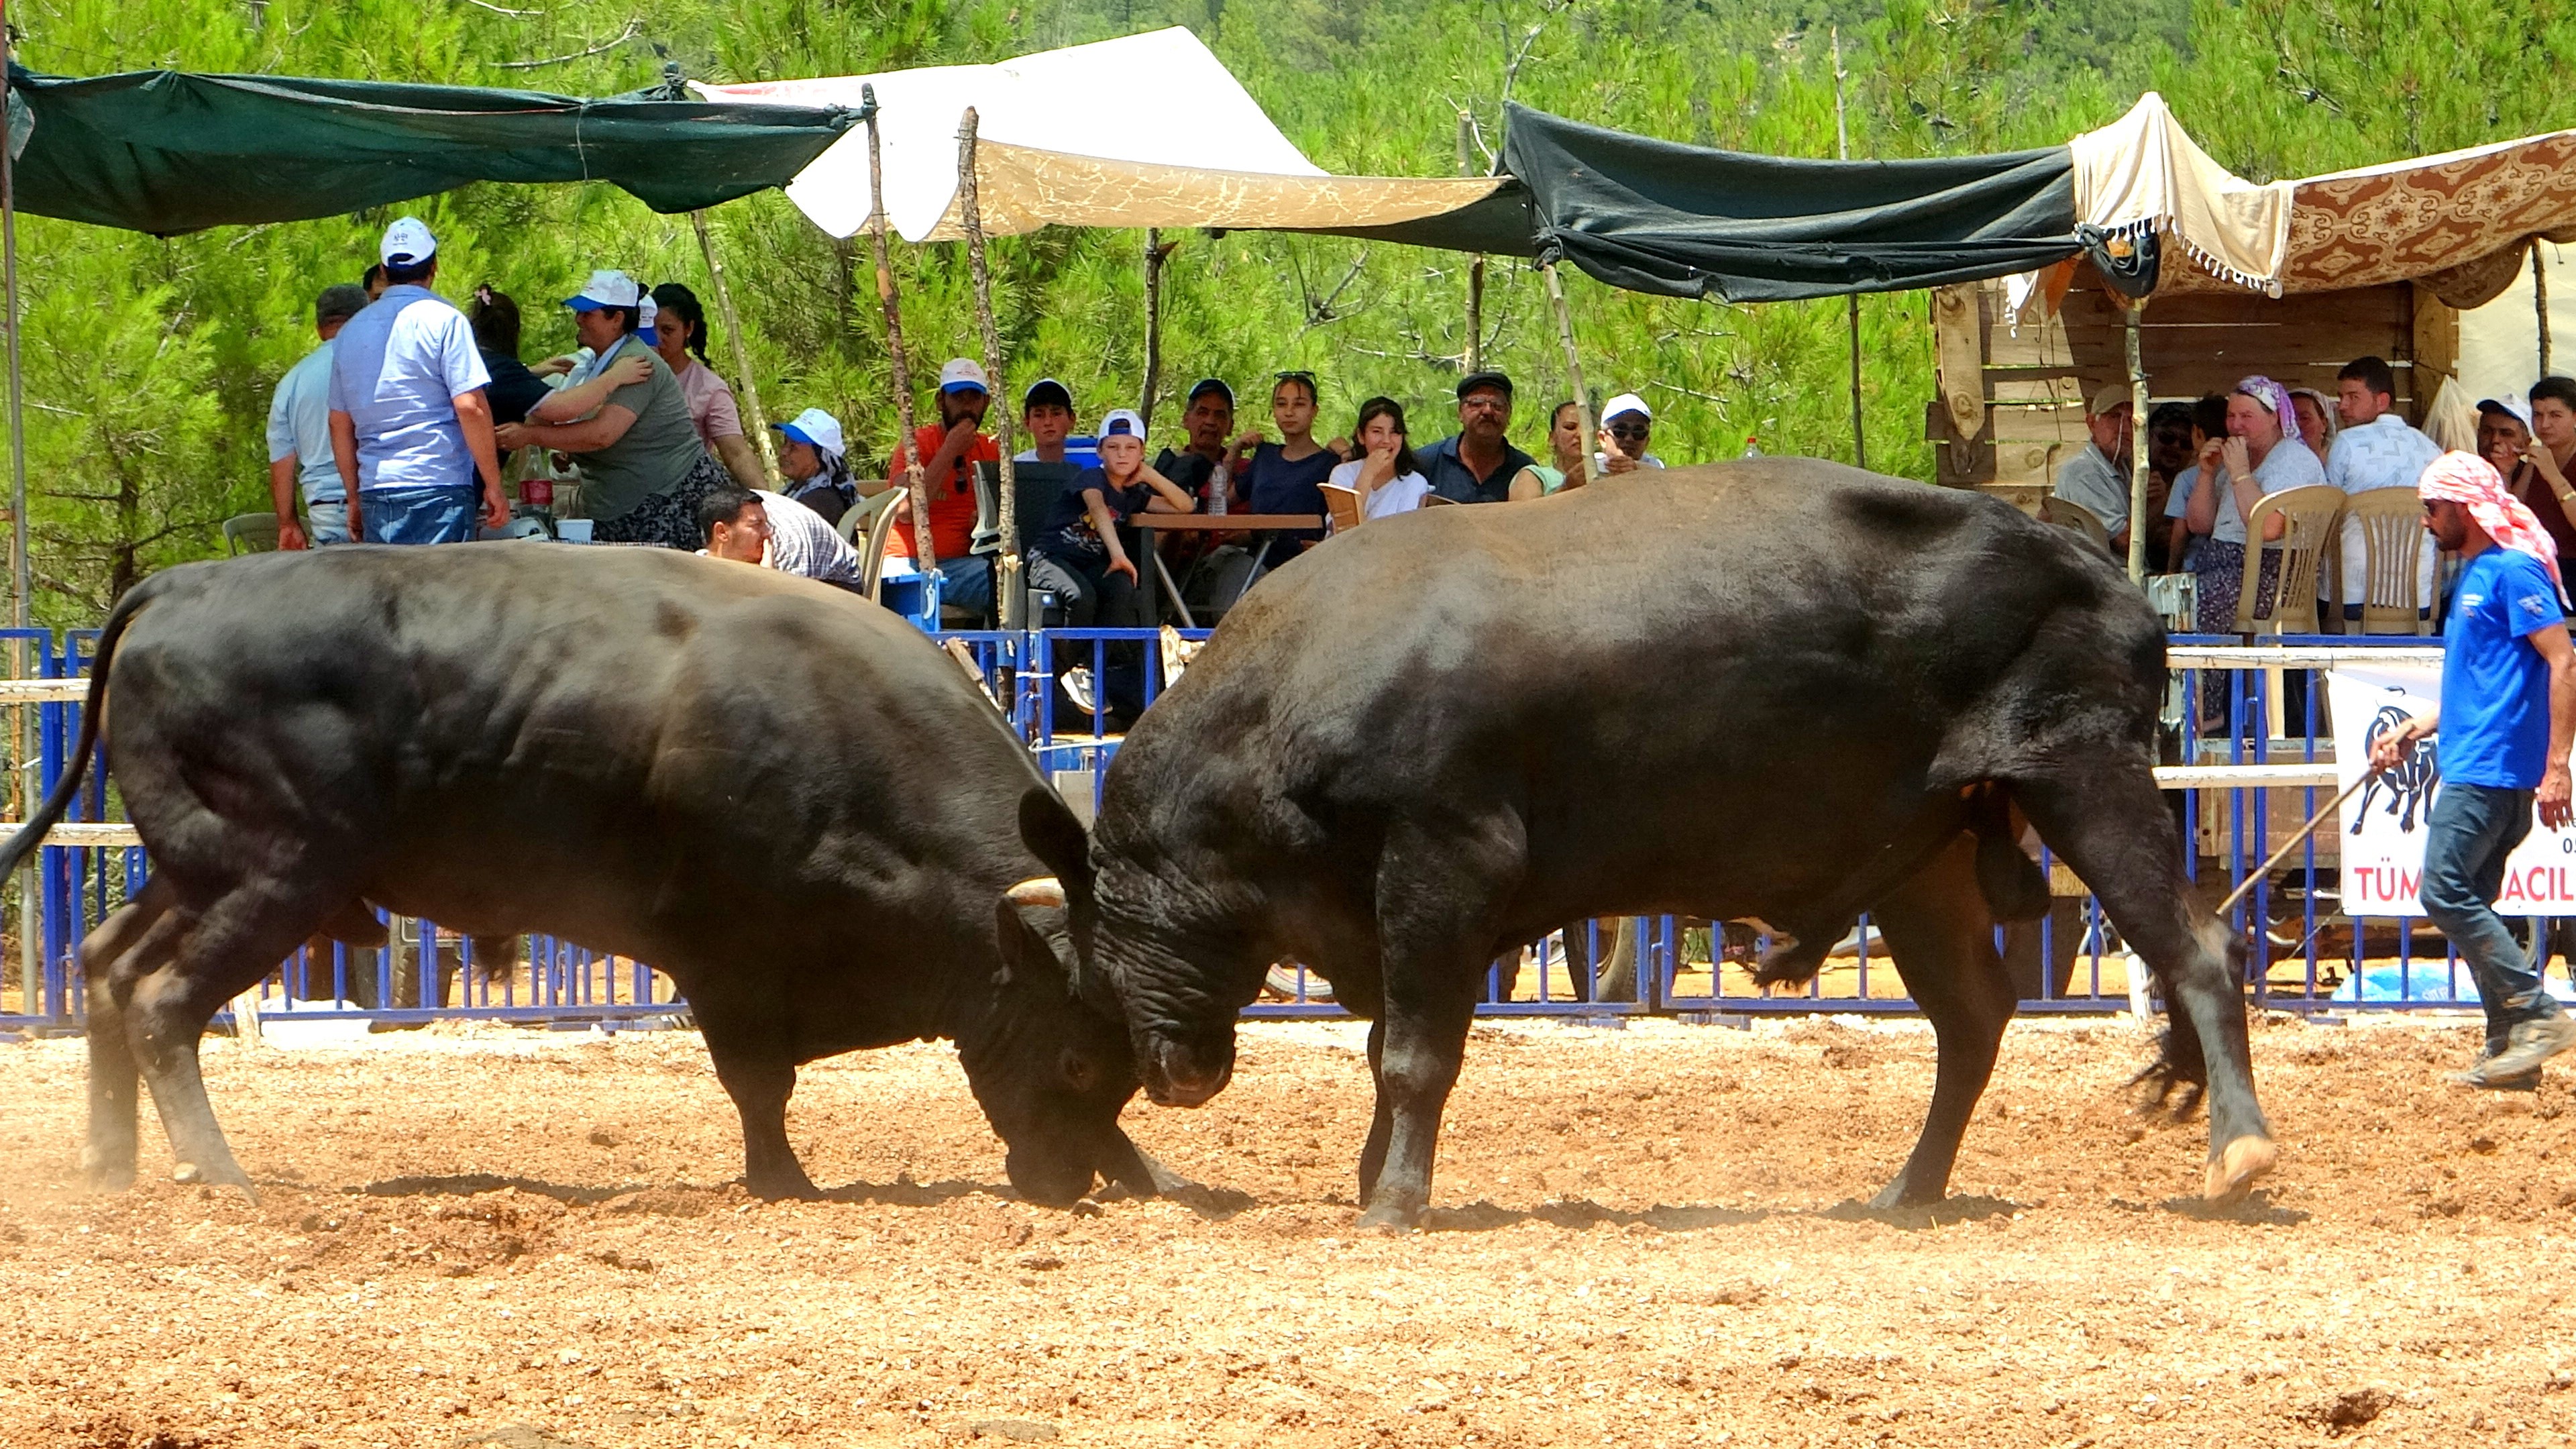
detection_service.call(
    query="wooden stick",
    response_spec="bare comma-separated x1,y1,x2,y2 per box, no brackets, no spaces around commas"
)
1833,28,1865,472
2124,295,2151,583
1543,260,1593,481
2212,768,2377,919
1458,111,1484,376
863,84,932,580
1140,227,1165,427
690,210,778,486
959,108,1022,627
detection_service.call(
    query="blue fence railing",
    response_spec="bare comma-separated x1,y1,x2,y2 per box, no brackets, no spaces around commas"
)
0,627,2507,1034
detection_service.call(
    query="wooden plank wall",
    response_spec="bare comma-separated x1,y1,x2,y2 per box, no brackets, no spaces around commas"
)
1927,276,2456,513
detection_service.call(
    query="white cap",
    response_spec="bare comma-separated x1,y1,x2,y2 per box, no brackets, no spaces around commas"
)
939,358,990,394
565,268,643,311
1098,408,1146,439
380,217,437,268
773,407,845,458
1601,392,1652,425
2480,392,2535,429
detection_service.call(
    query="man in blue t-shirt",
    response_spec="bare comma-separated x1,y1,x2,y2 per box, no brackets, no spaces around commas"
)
2374,453,2576,1087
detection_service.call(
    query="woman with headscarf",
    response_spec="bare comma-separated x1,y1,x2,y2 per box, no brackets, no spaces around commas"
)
647,282,763,488
2181,376,2328,631
2289,387,2338,468
493,268,731,549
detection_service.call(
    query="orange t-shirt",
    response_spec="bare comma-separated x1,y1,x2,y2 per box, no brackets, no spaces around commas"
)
885,423,998,561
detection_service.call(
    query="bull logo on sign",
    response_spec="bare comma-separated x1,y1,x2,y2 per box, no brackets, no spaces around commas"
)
2353,702,2438,833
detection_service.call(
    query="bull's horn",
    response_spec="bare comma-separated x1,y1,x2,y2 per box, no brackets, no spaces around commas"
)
1008,877,1065,909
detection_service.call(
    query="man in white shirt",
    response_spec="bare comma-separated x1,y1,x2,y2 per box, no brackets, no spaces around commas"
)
697,482,865,590
326,218,509,545
266,283,370,548
2049,384,2134,554
1594,392,1668,474
2325,354,2443,618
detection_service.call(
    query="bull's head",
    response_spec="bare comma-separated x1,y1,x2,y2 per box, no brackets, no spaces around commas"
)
1011,788,1250,1115
955,788,1181,1208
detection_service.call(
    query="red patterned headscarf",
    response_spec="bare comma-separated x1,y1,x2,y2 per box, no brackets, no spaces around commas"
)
2420,449,2563,592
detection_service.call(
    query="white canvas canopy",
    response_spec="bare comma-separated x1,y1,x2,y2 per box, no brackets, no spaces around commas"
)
696,28,1505,244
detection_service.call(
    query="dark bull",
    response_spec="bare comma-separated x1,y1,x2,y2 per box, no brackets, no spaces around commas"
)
1025,461,2277,1230
1,545,1166,1205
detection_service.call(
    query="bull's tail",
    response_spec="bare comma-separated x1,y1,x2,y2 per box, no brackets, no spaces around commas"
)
0,585,150,881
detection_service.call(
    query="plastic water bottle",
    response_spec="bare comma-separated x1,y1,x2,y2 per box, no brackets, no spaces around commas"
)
1207,463,1228,517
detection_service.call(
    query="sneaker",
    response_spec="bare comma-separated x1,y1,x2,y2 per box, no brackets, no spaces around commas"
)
2451,1041,2542,1092
1059,665,1097,717
2456,1015,2576,1085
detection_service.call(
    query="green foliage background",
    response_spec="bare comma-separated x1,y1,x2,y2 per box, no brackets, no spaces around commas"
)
9,0,2576,623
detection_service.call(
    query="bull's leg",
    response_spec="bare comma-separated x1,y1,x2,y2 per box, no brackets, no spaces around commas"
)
1353,969,1479,1232
79,879,180,1191
128,879,353,1199
1356,1018,1392,1202
2017,763,2277,1202
1868,838,2017,1208
704,1046,818,1200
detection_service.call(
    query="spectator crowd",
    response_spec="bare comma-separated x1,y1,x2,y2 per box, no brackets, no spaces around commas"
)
268,219,1673,614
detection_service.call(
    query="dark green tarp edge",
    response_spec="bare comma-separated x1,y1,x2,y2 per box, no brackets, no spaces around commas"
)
5,66,856,234
1498,102,2083,303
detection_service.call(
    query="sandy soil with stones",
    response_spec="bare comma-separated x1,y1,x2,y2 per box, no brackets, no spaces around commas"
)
4,1011,2576,1448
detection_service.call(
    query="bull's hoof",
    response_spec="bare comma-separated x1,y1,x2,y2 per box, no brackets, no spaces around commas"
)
80,1148,136,1193
1868,1179,1939,1212
745,1172,823,1203
170,1161,260,1205
2203,1134,2278,1204
1354,1199,1424,1234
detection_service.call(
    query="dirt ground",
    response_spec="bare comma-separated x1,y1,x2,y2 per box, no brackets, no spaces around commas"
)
4,1012,2575,1449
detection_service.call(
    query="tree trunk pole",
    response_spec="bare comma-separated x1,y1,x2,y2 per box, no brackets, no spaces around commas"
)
2125,297,2152,583
1833,28,1866,471
959,109,1022,627
3,14,40,1008
863,85,930,580
1459,111,1484,375
1544,260,1593,473
690,210,778,485
1140,227,1165,427
2538,240,2555,377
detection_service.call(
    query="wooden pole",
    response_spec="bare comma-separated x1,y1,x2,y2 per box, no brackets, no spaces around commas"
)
3,17,38,1004
959,109,1022,628
1544,260,1594,474
1140,227,1165,427
690,210,778,485
1833,28,1866,471
2538,240,2555,378
1459,111,1485,375
2125,297,2151,583
863,85,931,580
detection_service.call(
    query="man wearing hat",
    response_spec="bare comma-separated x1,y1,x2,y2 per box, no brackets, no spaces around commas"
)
268,282,372,549
773,407,856,526
1420,371,1536,505
2049,384,2136,555
883,358,1000,614
2481,394,2536,482
327,217,510,545
2373,453,2576,1087
1594,392,1667,475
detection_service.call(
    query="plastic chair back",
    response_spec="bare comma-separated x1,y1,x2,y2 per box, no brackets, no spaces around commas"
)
2235,484,2346,635
2346,488,2434,635
2037,495,2111,553
1318,483,1364,535
837,487,900,545
223,513,280,555
859,491,906,602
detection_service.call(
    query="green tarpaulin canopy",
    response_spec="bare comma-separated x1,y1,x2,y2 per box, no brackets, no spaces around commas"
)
4,66,856,235
1499,103,2084,303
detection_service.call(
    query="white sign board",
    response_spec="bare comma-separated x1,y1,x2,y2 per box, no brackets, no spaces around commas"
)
2326,661,2576,915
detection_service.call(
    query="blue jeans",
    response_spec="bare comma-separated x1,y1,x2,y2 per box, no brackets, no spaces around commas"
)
2422,781,2561,1043
360,486,479,545
936,553,994,613
305,500,351,546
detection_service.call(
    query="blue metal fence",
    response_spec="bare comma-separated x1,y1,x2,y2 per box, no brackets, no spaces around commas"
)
0,626,2501,1035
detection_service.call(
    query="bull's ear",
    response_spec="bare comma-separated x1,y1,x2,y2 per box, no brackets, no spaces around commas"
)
1018,786,1094,897
994,884,1085,994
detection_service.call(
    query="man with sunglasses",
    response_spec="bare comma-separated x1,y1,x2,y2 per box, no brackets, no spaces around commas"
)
1595,392,1667,475
1421,371,1537,505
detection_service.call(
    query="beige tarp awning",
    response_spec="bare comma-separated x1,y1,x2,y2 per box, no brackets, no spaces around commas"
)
2061,94,2576,306
696,28,1515,248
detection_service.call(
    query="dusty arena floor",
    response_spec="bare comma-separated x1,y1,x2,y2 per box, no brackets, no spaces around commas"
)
3,1013,2574,1448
